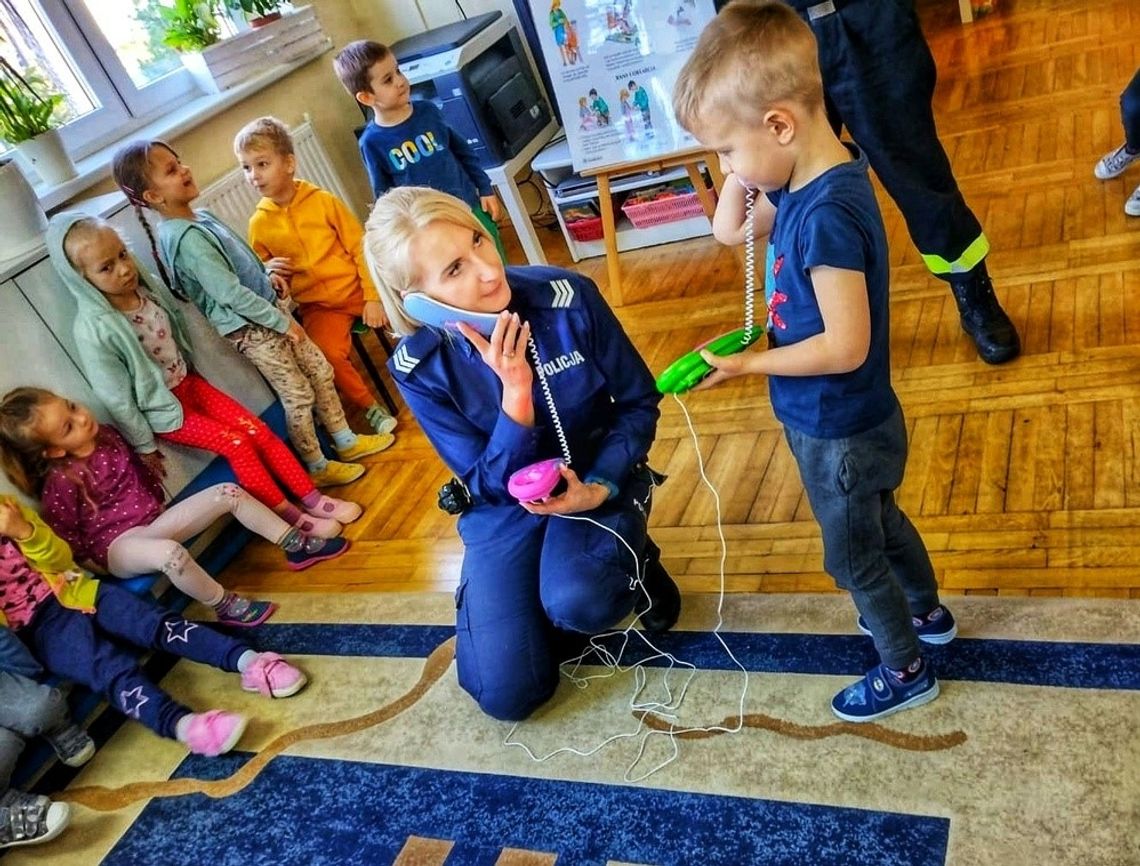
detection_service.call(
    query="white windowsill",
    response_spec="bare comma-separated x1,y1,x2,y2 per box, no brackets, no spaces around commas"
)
35,43,331,213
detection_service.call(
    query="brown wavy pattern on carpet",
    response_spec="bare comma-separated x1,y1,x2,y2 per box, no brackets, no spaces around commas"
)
637,710,968,751
60,636,457,812
60,636,963,813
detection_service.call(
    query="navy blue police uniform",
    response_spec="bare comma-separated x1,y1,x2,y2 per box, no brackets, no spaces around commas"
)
388,266,663,721
784,0,985,277
714,0,1020,362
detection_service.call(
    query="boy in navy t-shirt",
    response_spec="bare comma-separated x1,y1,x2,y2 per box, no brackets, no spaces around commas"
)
333,40,506,260
673,0,956,723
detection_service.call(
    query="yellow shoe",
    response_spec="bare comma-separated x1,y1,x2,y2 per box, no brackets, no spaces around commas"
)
336,433,395,462
309,460,365,488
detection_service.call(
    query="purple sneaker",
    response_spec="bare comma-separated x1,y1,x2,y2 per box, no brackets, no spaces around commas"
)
214,593,277,628
285,536,349,571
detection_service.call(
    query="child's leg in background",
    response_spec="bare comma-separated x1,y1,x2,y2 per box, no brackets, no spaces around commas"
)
300,305,374,412
228,325,326,468
286,332,354,437
171,374,358,529
301,306,396,437
27,588,250,740
474,207,508,263
162,382,289,508
105,483,293,605
1121,68,1140,150
171,374,317,502
784,405,940,671
0,673,68,790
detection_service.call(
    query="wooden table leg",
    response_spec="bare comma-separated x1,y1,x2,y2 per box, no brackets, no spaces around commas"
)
686,162,718,221
704,156,726,196
597,172,623,305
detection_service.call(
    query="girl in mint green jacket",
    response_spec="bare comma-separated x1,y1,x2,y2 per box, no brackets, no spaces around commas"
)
0,495,308,757
45,213,360,539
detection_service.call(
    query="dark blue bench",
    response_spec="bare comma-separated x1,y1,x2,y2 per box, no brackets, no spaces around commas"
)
13,403,288,790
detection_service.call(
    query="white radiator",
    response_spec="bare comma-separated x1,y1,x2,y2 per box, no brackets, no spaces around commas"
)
193,114,358,232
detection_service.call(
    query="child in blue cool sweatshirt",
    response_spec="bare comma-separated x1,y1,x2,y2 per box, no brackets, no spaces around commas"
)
334,39,507,262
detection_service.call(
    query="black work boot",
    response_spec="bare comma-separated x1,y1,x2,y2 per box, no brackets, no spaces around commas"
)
638,554,681,634
948,262,1021,364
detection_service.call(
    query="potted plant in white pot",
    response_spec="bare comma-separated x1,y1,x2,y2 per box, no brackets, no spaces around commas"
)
0,58,76,186
160,0,223,93
226,0,287,28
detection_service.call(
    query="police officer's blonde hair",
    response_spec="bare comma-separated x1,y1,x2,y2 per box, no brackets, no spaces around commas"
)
672,0,824,135
363,186,491,337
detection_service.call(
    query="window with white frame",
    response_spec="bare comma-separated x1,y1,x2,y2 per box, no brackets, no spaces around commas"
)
0,0,211,162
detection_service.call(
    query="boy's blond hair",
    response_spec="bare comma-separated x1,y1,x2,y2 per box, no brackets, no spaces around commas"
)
363,186,490,337
234,116,294,157
673,0,824,134
333,40,391,98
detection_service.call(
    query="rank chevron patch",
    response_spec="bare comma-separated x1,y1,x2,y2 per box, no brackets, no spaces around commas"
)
392,344,420,374
550,278,575,308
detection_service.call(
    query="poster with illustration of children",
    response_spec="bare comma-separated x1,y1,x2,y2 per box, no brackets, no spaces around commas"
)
531,0,716,172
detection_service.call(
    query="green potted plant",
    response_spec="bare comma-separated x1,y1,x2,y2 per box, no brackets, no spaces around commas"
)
0,58,75,185
160,0,221,52
226,0,286,28
160,0,226,93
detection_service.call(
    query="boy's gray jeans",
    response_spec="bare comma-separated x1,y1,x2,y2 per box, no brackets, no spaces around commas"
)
785,403,941,669
0,672,67,794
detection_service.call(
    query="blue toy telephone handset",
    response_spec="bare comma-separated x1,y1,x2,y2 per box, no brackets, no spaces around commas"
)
404,292,502,337
403,290,571,503
656,187,765,394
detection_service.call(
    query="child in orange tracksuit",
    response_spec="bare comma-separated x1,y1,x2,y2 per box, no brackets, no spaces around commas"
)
235,116,398,435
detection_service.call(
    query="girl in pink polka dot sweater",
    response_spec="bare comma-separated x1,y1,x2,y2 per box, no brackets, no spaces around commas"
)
0,389,349,627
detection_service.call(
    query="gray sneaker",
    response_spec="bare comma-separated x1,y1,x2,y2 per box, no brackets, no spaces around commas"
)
1126,186,1140,217
0,793,70,849
44,723,95,767
1094,143,1140,180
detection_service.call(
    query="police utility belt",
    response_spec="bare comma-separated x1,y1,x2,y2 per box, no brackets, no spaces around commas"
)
437,463,665,515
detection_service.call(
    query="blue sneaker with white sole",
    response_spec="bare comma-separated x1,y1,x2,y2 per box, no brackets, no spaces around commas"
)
857,604,957,645
831,662,940,723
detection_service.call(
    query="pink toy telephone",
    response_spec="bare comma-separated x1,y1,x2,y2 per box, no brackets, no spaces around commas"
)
508,457,567,502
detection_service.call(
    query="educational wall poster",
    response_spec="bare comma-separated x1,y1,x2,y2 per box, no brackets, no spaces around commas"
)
530,0,717,172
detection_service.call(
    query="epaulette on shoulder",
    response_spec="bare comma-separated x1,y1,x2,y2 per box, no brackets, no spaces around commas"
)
508,266,587,310
388,328,441,380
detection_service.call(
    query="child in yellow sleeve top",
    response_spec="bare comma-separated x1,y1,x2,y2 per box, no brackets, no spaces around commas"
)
0,495,308,756
236,116,398,435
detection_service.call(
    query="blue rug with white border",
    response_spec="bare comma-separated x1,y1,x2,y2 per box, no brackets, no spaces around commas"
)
14,592,1140,866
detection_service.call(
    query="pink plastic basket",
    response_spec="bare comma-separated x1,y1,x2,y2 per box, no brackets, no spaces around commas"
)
620,190,708,229
566,216,604,241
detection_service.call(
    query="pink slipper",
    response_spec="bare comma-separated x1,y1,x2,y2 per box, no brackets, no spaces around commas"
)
179,710,247,756
240,652,308,698
293,514,342,539
303,494,362,524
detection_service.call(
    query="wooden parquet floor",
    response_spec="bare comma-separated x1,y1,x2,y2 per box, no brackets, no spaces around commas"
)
226,0,1140,600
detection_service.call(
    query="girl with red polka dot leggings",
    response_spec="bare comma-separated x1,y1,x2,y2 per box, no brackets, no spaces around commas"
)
161,374,361,537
